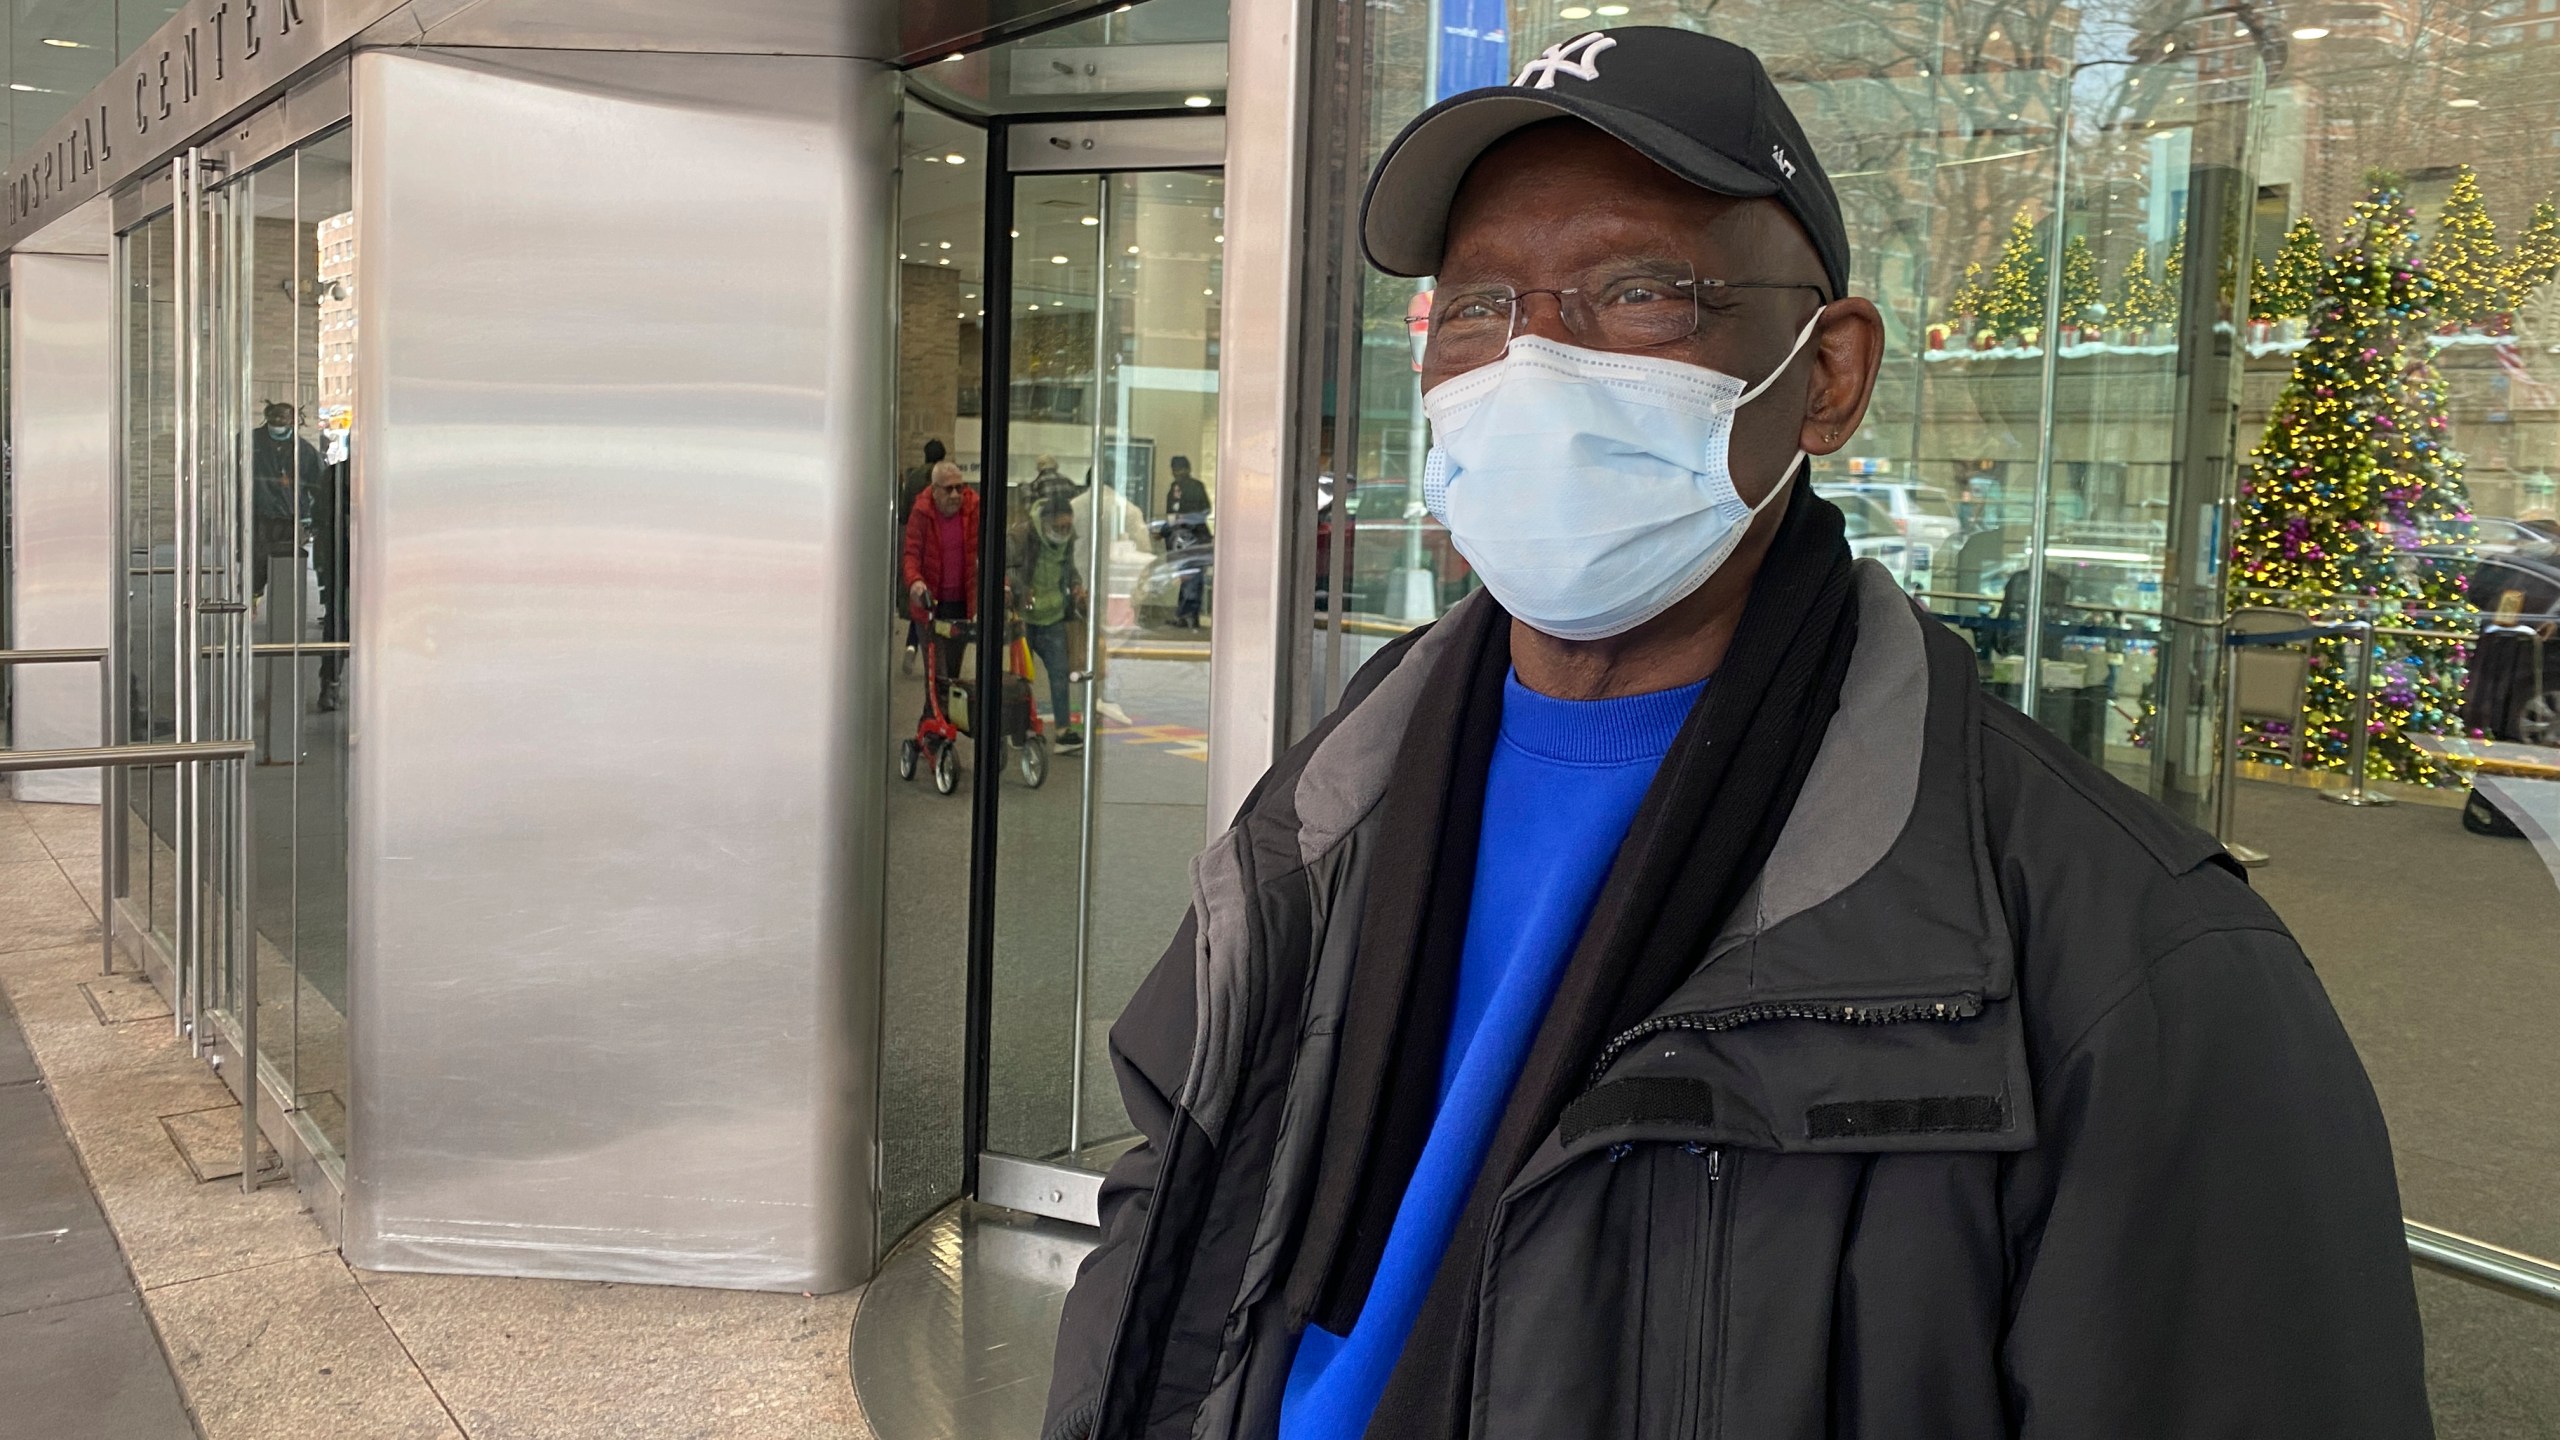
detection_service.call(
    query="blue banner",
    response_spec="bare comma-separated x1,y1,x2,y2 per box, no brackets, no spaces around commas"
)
1435,0,1510,100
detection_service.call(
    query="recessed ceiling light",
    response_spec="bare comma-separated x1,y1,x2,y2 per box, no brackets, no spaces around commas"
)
1030,303,1042,311
957,312,968,319
1009,229,1021,238
38,37,87,48
2449,96,2481,107
7,83,50,93
1052,255,1070,264
2291,24,2329,38
939,257,951,264
1126,245,1141,254
939,241,952,249
1204,288,1215,296
1081,216,1099,226
1184,95,1213,108
899,252,909,260
1987,27,2001,39
944,52,965,62
945,153,966,165
1595,3,1628,14
1558,4,1591,15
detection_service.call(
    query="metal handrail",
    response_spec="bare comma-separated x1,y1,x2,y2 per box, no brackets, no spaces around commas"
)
2408,1221,2560,1309
0,647,108,666
0,740,252,774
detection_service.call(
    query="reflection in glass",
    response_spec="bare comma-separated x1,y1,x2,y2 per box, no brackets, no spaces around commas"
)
877,98,990,1250
988,167,1223,1169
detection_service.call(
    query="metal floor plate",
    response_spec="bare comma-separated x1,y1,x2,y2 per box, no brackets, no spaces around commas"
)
850,1202,1097,1440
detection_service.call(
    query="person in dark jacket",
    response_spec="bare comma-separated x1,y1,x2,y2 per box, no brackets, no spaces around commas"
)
1044,28,2428,1440
250,402,324,605
1008,496,1089,750
898,440,948,671
903,461,979,713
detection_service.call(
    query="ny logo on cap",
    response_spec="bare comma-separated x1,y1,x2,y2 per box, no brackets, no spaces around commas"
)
1515,32,1616,89
1770,145,1797,178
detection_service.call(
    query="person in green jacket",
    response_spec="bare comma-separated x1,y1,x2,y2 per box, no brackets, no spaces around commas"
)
1009,496,1089,751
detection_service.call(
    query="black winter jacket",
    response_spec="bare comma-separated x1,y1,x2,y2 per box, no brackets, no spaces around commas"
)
1044,563,2430,1440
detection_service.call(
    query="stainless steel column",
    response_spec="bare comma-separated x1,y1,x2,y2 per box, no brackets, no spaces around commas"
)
344,46,896,1291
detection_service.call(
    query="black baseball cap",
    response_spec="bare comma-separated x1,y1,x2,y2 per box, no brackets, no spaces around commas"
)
1361,27,1851,299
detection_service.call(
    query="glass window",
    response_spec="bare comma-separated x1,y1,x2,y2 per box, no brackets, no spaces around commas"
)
1317,0,2560,1422
877,96,989,1250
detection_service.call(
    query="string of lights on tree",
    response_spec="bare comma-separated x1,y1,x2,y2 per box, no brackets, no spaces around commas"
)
2230,177,2479,786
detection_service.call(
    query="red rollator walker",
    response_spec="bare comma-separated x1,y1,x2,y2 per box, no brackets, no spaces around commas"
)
900,606,1050,795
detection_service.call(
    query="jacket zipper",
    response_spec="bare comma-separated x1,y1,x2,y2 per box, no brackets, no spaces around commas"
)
1588,992,1984,1087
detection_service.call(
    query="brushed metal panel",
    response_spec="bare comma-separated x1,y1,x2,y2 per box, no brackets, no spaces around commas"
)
1204,0,1303,834
8,252,115,804
403,0,895,57
344,46,896,1292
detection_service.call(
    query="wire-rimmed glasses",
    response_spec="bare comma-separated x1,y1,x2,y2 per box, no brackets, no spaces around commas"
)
1422,260,1826,370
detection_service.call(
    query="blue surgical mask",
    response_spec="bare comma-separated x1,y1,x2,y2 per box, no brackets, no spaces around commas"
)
266,424,292,440
1422,313,1819,641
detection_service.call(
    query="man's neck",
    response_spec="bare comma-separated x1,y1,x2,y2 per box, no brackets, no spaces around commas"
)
1505,520,1778,700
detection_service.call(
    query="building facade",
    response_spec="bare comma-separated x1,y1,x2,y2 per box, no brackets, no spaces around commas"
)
2,0,2557,1431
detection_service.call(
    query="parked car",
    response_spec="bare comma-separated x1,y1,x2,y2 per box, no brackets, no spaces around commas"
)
1815,481,1961,564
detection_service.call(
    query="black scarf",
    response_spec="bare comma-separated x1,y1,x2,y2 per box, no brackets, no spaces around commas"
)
1278,482,1861,1440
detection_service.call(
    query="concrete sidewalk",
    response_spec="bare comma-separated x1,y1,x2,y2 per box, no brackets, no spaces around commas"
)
0,982,197,1439
0,796,874,1439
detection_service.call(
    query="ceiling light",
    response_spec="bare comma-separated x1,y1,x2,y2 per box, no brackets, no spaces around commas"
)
1204,288,1215,296
1030,303,1042,311
1126,244,1141,254
1184,94,1213,108
944,52,965,62
899,252,909,260
2450,96,2481,107
2291,24,2329,38
1081,215,1099,226
2162,39,2176,51
1987,27,2001,39
1214,234,1224,244
945,153,966,165
1052,255,1070,264
1558,4,1591,14
7,83,50,93
939,241,952,249
1009,229,1020,238
38,37,87,48
940,257,951,264
957,312,968,319
1595,3,1629,13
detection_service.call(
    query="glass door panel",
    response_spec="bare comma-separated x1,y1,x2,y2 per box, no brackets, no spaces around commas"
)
109,122,356,1186
985,165,1224,1183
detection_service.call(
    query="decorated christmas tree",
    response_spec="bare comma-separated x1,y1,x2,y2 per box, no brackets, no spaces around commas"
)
2114,245,2168,330
2059,234,2102,328
2159,221,2186,328
2251,217,2325,323
2428,164,2507,326
2506,195,2560,302
1982,208,2048,341
1946,261,1989,327
2230,180,2477,785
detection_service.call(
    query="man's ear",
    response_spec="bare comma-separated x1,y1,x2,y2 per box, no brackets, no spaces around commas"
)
1798,298,1885,456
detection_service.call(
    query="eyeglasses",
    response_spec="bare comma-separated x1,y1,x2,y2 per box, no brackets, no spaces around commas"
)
1422,261,1827,369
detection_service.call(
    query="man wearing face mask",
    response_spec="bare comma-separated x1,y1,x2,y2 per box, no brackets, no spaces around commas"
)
1044,29,2426,1440
251,402,323,607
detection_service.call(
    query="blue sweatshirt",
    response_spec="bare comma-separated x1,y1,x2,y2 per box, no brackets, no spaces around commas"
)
1278,668,1703,1439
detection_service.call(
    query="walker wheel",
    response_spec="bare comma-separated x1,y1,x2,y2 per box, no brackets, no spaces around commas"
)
932,741,960,795
1019,735,1049,789
899,739,919,781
